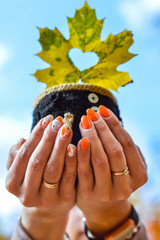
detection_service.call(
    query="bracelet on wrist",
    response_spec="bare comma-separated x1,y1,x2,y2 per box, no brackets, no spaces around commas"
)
83,206,141,240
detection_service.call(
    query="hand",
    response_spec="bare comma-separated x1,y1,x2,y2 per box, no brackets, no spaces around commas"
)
6,115,77,240
76,106,148,236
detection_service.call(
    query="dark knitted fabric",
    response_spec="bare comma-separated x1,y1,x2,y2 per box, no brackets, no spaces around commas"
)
32,90,121,145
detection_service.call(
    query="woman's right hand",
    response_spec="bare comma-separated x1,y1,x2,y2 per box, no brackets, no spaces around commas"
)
6,115,77,240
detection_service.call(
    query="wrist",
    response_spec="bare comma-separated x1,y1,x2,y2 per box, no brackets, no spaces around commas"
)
21,207,69,240
84,205,140,240
84,200,132,237
22,206,68,223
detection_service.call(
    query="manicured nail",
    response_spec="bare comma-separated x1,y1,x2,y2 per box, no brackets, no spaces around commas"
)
42,115,54,127
99,105,110,118
87,108,99,122
67,144,76,157
60,124,71,138
16,138,25,149
52,116,63,131
80,137,89,151
81,115,92,129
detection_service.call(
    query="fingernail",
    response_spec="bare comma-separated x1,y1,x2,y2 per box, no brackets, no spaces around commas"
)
80,137,89,151
87,108,99,122
81,115,92,129
42,115,54,127
52,116,63,131
16,138,25,149
60,124,71,138
67,144,76,157
99,105,110,118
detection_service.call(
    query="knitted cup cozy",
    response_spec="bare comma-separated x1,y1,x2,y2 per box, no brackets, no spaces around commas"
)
32,83,121,145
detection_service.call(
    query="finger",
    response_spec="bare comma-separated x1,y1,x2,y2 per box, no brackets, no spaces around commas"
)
136,145,147,168
5,115,53,194
24,117,64,196
87,108,129,195
16,138,26,150
79,116,112,191
77,137,94,193
60,144,77,198
99,106,147,188
87,108,127,173
7,139,26,170
41,124,73,199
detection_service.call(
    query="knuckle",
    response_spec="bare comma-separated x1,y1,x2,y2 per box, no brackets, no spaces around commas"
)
135,170,148,188
97,123,108,133
20,192,37,208
20,196,32,207
121,134,134,149
109,144,123,159
94,157,106,168
108,117,119,128
18,146,28,161
67,158,76,168
30,157,42,172
5,178,16,195
9,145,16,158
63,172,76,183
143,172,148,184
45,164,59,181
5,174,19,195
32,128,43,140
78,169,91,181
43,132,54,145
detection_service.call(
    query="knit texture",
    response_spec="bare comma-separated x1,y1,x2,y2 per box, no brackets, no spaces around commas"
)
32,90,121,145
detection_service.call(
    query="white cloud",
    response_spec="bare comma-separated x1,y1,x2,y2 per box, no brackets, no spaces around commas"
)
119,0,160,30
0,44,11,69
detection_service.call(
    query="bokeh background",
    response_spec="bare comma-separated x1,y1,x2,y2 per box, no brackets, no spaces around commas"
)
0,0,160,239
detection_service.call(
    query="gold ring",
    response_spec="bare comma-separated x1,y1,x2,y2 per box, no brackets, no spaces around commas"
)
112,167,129,176
42,179,59,189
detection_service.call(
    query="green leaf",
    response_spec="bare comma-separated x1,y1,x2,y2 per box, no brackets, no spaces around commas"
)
34,1,136,91
34,27,80,88
68,1,104,52
81,30,136,90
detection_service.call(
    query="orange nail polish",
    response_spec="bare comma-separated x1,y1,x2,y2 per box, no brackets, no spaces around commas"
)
80,137,89,151
60,124,70,138
41,115,54,128
87,108,99,122
67,144,75,154
99,105,110,118
56,116,63,123
67,145,71,152
52,116,63,131
81,115,92,129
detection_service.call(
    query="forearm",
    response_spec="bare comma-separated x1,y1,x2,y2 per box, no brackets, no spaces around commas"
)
12,207,68,240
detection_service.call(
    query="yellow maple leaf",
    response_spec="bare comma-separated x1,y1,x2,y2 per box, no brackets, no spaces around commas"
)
34,1,136,91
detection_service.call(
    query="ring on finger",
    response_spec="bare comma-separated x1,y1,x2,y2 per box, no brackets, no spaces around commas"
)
112,167,129,176
42,179,59,189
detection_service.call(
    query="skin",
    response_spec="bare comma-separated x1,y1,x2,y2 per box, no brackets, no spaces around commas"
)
6,109,148,240
6,117,77,240
76,110,147,237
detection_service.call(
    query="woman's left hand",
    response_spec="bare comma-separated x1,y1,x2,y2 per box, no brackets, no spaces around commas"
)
76,106,148,236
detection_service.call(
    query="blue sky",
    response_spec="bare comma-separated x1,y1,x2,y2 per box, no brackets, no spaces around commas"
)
0,0,160,236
